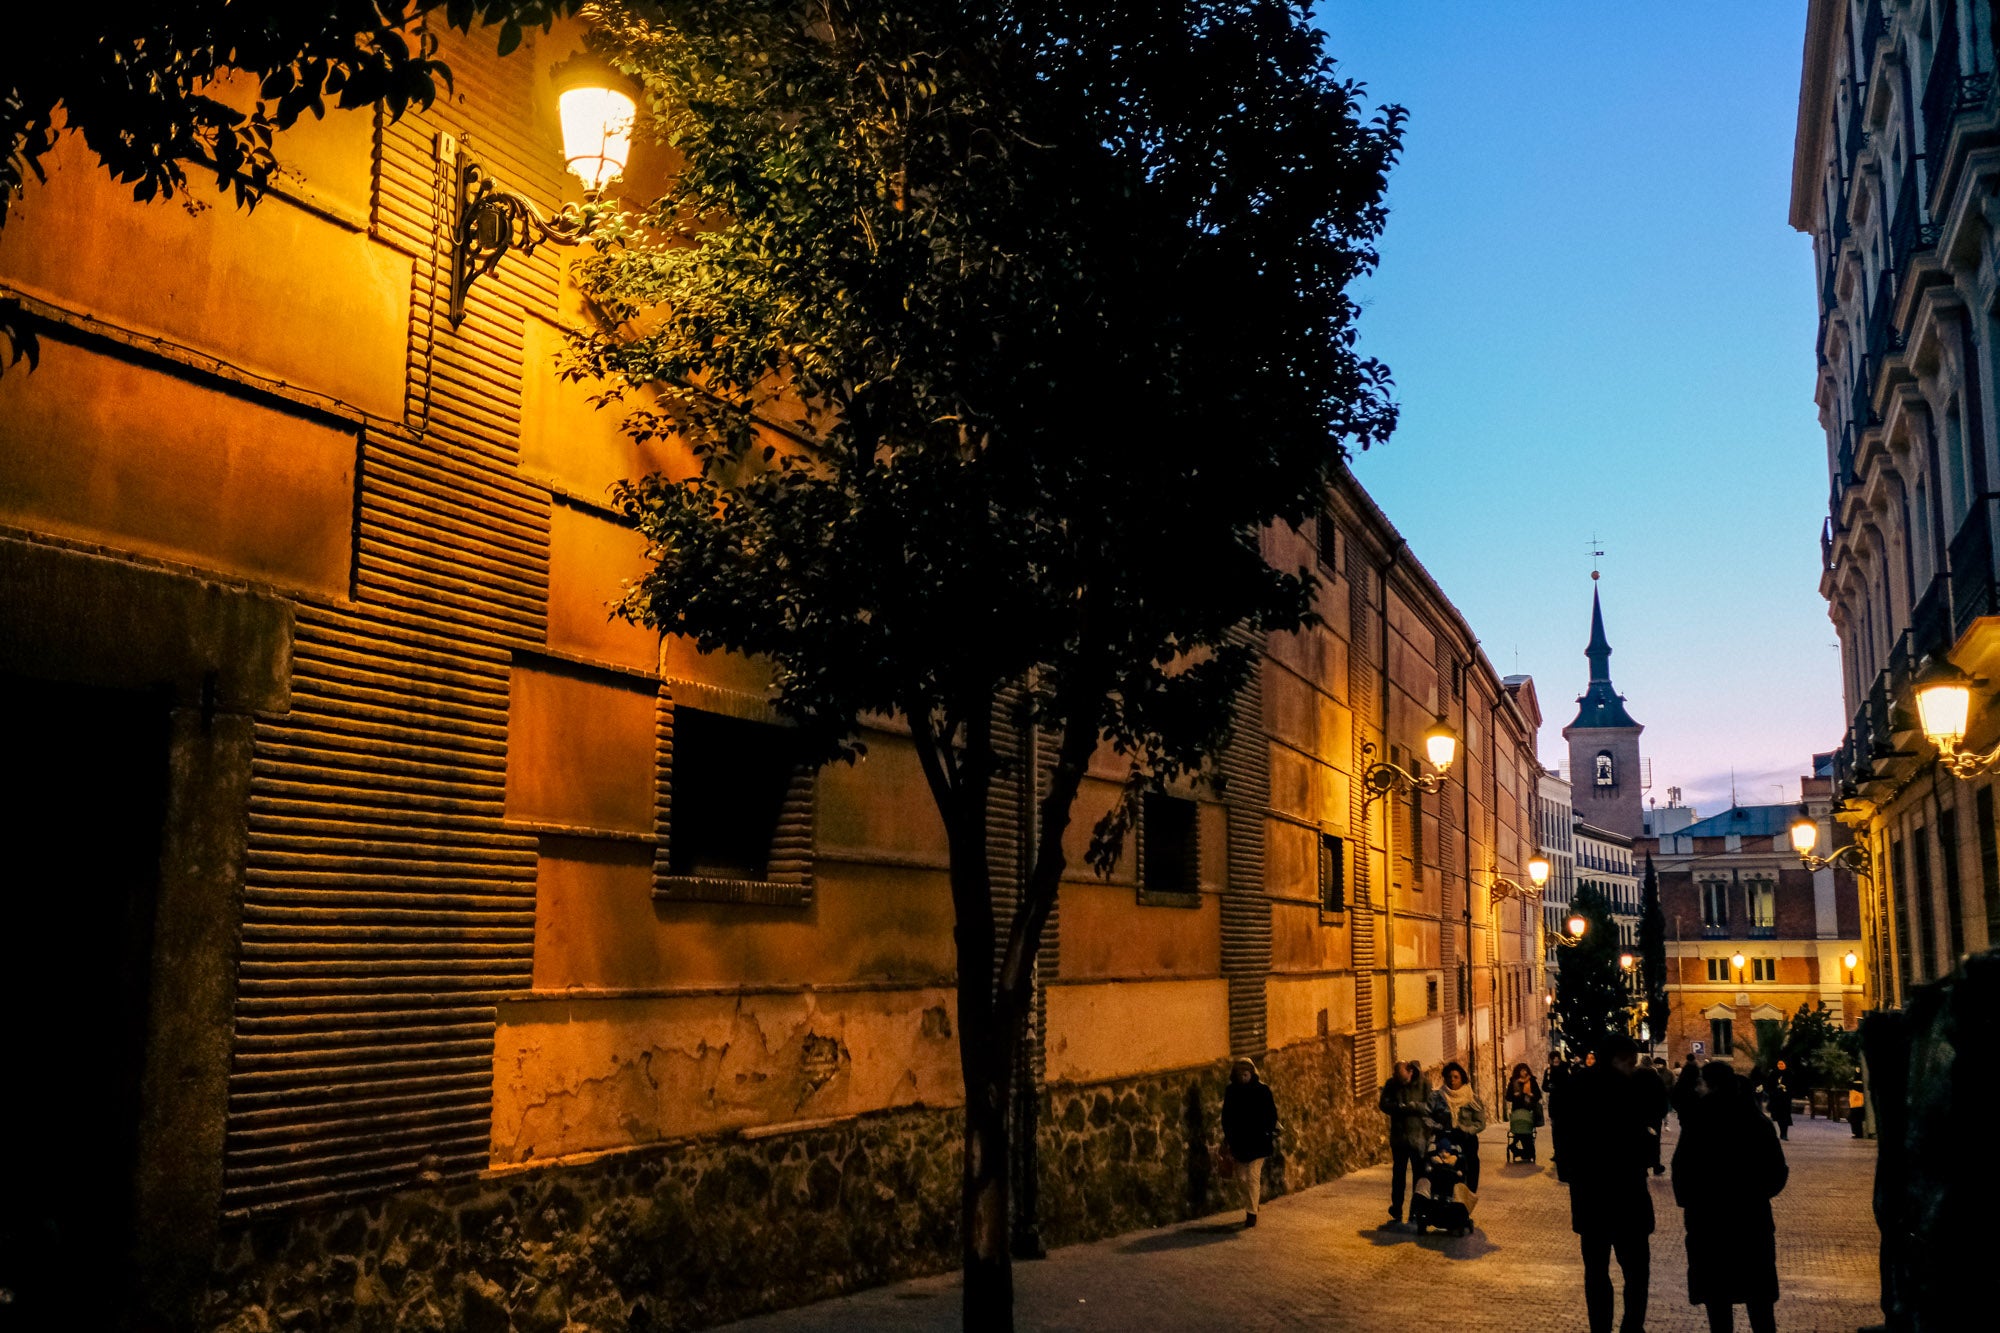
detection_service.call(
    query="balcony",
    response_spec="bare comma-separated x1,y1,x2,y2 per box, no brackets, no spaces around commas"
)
1950,499,1998,639
1851,357,1878,432
1748,925,1778,940
1913,573,1952,663
1701,924,1729,940
1923,15,1994,197
1843,91,1869,166
1864,269,1899,364
1888,170,1940,279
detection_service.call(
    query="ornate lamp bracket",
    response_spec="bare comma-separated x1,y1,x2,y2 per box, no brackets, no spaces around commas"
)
1936,738,2000,781
450,159,597,326
1796,841,1874,879
1360,739,1444,810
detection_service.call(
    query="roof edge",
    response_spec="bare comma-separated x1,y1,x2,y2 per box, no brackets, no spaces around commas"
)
1789,0,1838,232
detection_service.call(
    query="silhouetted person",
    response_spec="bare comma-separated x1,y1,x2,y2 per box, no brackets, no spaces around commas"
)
1563,1035,1659,1333
1638,1054,1669,1173
1222,1057,1278,1227
1378,1060,1430,1230
1765,1060,1793,1142
1672,1061,1788,1333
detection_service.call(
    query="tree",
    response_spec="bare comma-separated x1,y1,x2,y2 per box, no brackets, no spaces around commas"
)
1,2,585,373
1554,886,1632,1057
1638,853,1668,1046
567,3,1403,1326
1782,1001,1856,1089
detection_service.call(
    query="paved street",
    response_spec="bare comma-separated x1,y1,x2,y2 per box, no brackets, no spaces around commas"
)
717,1116,1879,1333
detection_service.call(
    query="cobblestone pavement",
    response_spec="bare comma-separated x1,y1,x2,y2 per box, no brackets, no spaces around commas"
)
716,1115,1879,1332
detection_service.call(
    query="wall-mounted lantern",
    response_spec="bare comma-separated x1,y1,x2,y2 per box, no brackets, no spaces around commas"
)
1361,717,1459,809
447,61,637,325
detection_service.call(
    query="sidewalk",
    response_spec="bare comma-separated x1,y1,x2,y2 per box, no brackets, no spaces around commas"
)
714,1116,1880,1332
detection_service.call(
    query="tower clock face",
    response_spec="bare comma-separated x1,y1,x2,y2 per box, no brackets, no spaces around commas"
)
1595,752,1614,786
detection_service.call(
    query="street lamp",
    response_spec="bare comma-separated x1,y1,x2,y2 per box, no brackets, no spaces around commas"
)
1619,952,1636,972
1361,717,1460,808
1553,911,1588,948
1844,949,1859,970
1731,950,1747,972
1527,855,1551,889
1789,810,1872,878
1911,658,2000,777
448,63,638,324
1488,853,1551,908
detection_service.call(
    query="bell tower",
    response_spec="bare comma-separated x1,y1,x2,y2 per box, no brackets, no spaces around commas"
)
1562,580,1645,838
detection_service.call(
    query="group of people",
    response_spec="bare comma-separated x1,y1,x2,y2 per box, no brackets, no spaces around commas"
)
1377,1036,1792,1333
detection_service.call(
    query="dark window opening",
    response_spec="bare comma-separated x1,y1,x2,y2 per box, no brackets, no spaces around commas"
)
1976,787,1999,936
1141,793,1199,898
1319,832,1347,912
1939,807,1966,962
1425,977,1440,1014
1710,1017,1734,1056
1892,837,1914,991
668,707,796,880
1318,508,1340,576
1912,825,1938,981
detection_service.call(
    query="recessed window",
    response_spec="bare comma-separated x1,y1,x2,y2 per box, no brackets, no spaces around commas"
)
1747,881,1775,930
667,707,796,880
1319,832,1347,913
1141,793,1199,899
1706,957,1729,981
1710,1017,1734,1055
1700,882,1728,928
1752,957,1777,982
1426,977,1440,1014
1318,508,1340,577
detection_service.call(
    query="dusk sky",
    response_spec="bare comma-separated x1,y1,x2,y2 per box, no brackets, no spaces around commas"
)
1318,3,1839,818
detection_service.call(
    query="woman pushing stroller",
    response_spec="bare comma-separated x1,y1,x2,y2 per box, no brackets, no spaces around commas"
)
1410,1061,1488,1236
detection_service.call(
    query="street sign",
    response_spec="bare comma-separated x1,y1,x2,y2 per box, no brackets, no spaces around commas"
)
1691,1040,1706,1057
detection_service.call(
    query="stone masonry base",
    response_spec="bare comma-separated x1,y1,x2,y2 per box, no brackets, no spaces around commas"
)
199,1036,1379,1331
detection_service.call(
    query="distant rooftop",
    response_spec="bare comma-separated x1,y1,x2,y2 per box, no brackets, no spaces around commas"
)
1666,803,1797,841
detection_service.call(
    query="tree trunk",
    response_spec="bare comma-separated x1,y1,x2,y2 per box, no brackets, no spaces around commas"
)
961,1021,1017,1332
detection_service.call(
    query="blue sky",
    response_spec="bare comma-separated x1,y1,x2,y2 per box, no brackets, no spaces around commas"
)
1316,2,1839,816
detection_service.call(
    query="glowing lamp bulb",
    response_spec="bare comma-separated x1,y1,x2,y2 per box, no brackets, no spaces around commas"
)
1566,913,1587,939
1844,950,1859,970
1619,952,1636,971
1790,818,1818,856
1913,658,1973,753
1422,718,1459,775
559,85,637,193
1731,951,1747,971
1527,855,1551,889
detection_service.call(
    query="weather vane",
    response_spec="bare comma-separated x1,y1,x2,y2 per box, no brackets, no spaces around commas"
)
1588,534,1605,581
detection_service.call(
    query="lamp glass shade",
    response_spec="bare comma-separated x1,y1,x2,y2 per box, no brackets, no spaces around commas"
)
1422,720,1458,774
1843,950,1859,970
1528,855,1551,888
1566,913,1587,938
1619,952,1635,970
1915,672,1972,751
1790,818,1818,855
559,86,637,192
1731,951,1747,970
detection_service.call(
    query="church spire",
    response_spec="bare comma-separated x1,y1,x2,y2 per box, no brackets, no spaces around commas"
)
1586,586,1613,683
1566,580,1640,731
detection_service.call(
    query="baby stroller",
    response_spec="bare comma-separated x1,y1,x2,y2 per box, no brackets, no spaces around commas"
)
1505,1105,1537,1163
1409,1130,1478,1236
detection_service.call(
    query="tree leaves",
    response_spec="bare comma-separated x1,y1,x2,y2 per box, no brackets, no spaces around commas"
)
0,2,587,227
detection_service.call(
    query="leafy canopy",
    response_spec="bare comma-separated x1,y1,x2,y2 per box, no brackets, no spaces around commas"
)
1,2,583,224
574,0,1404,850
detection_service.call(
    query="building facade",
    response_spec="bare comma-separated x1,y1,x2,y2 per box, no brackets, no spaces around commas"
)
1576,821,1641,950
1648,772,1865,1066
1537,768,1577,969
1793,0,2000,1013
0,18,1546,1329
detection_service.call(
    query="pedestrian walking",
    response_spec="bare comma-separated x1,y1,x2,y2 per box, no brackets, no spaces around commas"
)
1221,1057,1278,1228
1639,1055,1669,1173
1766,1061,1793,1142
1505,1062,1543,1163
1672,1061,1789,1333
1377,1059,1430,1231
1562,1035,1657,1333
1428,1062,1488,1191
1848,1075,1867,1138
1412,1061,1487,1236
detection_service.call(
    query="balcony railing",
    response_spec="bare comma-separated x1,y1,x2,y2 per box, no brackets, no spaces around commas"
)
1851,356,1877,432
1865,269,1899,363
1888,169,1940,282
1867,672,1893,757
1913,573,1952,662
1923,12,1963,177
1949,498,1997,638
1748,925,1778,940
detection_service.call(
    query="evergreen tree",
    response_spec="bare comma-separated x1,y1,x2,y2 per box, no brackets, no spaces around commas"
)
1554,885,1631,1056
1639,852,1669,1046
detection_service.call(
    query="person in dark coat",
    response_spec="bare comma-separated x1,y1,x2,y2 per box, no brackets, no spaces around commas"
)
1765,1060,1794,1141
1222,1057,1279,1227
1506,1062,1544,1162
1562,1035,1661,1333
1638,1055,1670,1173
1377,1060,1430,1230
1672,1061,1789,1333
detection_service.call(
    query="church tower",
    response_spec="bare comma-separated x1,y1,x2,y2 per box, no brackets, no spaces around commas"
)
1563,583,1645,838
